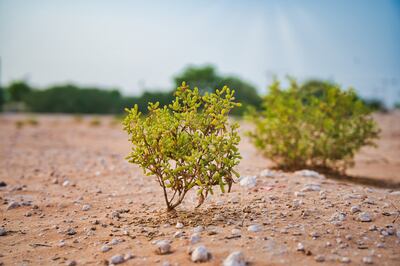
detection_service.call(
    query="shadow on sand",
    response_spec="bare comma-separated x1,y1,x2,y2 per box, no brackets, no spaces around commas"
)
320,169,400,189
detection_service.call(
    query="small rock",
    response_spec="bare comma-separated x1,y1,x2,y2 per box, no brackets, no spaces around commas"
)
110,254,125,264
191,245,211,263
7,201,20,210
301,184,321,192
190,233,201,244
295,170,324,179
390,191,400,196
239,176,257,188
58,240,66,247
330,212,346,223
66,260,77,266
174,231,183,238
101,245,111,252
175,222,184,229
293,199,303,208
362,256,373,264
315,255,325,262
223,251,246,266
259,169,276,178
319,191,327,199
124,252,134,260
296,243,305,252
369,225,378,231
340,257,351,263
66,228,76,235
230,196,240,204
155,240,171,255
358,212,373,222
247,224,262,233
294,191,305,197
0,181,7,187
193,226,204,233
363,198,376,205
310,231,320,238
81,204,91,211
62,180,70,187
0,228,7,236
351,205,361,213
110,238,122,245
231,229,241,236
111,211,120,219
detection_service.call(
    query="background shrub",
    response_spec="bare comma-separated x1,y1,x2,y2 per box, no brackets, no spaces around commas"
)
247,79,380,172
123,82,241,211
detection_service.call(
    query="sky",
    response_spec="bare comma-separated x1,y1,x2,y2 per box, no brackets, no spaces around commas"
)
0,0,399,106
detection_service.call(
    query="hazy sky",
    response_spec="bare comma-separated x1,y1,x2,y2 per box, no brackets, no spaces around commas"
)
1,0,399,105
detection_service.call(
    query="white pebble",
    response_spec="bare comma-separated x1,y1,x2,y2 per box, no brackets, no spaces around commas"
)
190,233,201,244
81,204,91,211
175,222,184,229
359,212,373,222
223,251,246,266
110,254,125,264
193,225,204,233
239,176,257,188
101,245,111,252
296,243,305,251
362,256,373,264
247,224,262,233
155,240,171,255
191,245,210,262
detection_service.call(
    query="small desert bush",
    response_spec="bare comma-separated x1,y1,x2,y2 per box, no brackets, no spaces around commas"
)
26,116,39,126
247,79,379,172
89,117,101,126
15,120,25,129
123,82,241,211
15,117,39,128
73,114,83,123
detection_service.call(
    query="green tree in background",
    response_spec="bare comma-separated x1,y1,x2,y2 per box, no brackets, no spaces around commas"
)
174,65,261,115
174,65,220,94
7,80,32,102
24,85,123,113
0,86,4,111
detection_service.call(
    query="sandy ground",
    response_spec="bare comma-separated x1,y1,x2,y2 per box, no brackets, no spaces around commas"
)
0,112,399,266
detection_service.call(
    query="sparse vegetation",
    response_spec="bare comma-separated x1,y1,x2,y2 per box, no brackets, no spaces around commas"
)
73,114,83,123
26,116,39,126
89,117,101,126
123,82,242,211
15,120,25,129
247,79,380,172
14,116,39,128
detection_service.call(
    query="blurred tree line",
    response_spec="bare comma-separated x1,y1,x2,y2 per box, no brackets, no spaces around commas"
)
0,65,393,115
0,65,261,115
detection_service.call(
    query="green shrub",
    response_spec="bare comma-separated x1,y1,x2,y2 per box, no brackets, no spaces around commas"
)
247,79,379,172
123,82,242,211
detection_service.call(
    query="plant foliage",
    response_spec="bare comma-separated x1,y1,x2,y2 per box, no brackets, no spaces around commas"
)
247,79,379,172
123,82,242,211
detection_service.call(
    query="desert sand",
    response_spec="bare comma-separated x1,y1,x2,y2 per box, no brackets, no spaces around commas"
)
0,112,399,265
